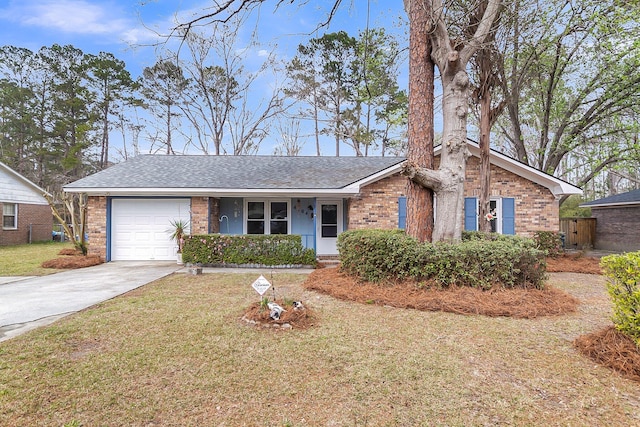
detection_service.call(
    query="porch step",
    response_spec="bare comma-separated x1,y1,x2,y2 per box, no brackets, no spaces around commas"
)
317,256,340,268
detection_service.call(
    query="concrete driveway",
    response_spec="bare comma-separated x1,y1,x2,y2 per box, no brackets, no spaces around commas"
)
0,261,181,342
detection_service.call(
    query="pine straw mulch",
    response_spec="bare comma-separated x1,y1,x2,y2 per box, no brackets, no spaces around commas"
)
241,299,317,330
546,252,603,275
41,248,103,269
301,267,578,319
574,327,640,383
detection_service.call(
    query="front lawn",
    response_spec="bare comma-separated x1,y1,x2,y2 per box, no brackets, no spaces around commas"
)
0,241,74,276
1,271,638,426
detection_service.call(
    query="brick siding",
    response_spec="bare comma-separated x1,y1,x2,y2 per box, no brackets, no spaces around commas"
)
591,206,640,252
191,197,209,235
348,157,559,237
86,196,107,258
0,202,52,245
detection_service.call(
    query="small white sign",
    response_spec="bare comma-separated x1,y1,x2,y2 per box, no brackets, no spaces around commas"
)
251,275,272,296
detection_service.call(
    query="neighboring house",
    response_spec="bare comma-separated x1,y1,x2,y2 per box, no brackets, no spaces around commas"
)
580,189,640,252
0,161,52,246
64,141,582,261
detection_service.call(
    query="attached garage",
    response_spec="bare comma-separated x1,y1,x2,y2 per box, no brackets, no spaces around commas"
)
110,199,190,261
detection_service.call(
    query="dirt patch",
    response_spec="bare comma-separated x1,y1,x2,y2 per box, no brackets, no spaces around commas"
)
41,249,103,269
574,326,640,383
302,267,579,319
241,299,317,330
547,253,602,274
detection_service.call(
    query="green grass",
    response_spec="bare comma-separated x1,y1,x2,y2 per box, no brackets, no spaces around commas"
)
0,271,638,426
0,241,73,276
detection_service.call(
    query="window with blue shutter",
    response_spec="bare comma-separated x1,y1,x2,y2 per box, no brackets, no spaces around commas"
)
464,197,477,231
502,197,515,235
398,196,407,229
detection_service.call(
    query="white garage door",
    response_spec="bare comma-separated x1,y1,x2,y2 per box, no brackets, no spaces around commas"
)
111,199,191,261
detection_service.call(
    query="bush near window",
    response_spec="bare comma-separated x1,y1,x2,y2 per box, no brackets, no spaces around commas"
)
601,252,640,347
339,229,547,289
182,234,316,267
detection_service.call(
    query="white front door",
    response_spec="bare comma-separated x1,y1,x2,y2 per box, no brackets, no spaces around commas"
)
316,200,343,256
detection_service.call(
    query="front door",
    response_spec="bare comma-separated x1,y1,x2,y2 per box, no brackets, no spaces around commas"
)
316,200,343,256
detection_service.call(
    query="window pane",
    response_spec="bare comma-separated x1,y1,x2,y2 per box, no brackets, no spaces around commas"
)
270,221,287,234
271,202,287,220
3,203,16,228
247,221,264,234
321,205,337,225
322,225,338,238
247,202,264,219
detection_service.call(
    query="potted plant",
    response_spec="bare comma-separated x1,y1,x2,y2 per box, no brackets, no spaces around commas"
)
168,219,189,264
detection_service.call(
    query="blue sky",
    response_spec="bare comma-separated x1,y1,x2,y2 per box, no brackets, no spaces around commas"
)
0,0,409,157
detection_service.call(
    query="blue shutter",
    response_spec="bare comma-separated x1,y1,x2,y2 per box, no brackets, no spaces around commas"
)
502,198,515,235
464,197,477,231
398,196,407,229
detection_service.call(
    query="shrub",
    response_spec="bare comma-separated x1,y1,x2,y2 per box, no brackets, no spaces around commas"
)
181,234,316,267
338,229,426,282
601,252,640,347
532,231,564,258
339,229,546,289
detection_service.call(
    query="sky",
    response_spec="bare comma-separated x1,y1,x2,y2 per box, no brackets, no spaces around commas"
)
0,0,410,157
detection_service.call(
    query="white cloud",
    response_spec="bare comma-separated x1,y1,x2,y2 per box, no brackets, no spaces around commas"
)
3,0,130,35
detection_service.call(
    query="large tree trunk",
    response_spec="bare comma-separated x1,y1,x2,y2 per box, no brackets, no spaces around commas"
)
401,0,501,242
405,0,434,242
434,61,471,241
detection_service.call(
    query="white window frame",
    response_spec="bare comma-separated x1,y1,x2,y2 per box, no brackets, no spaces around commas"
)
244,199,291,235
2,203,17,230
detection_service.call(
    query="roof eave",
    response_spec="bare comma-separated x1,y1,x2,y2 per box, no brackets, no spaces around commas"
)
1,161,51,198
63,187,361,198
344,162,405,192
579,201,640,208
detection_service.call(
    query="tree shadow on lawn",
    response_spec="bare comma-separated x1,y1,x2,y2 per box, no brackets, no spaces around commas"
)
302,257,640,384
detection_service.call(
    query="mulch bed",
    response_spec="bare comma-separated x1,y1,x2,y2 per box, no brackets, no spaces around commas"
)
301,267,579,319
574,327,640,383
241,299,317,330
41,249,103,269
546,253,602,275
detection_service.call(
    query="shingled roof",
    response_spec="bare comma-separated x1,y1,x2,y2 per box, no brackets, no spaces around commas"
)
64,155,406,196
580,188,640,208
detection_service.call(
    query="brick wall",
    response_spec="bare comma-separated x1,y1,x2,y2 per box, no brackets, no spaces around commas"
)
191,197,210,234
347,174,407,230
87,196,107,258
592,206,640,252
465,157,559,236
348,158,559,237
0,202,52,245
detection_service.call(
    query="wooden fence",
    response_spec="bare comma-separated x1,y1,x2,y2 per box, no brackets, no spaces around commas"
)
560,218,596,249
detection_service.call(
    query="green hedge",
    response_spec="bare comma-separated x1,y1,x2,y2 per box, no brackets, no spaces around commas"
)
601,252,640,347
182,234,316,267
532,231,564,257
339,229,547,289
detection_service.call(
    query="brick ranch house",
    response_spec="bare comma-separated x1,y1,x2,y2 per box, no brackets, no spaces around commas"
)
64,141,582,262
0,161,52,245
